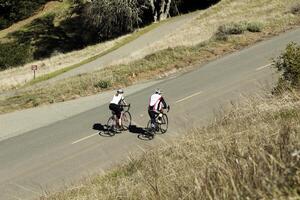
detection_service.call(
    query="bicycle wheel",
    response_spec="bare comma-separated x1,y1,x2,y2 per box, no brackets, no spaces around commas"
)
121,111,132,130
106,116,116,133
146,120,152,130
145,120,155,137
159,114,168,134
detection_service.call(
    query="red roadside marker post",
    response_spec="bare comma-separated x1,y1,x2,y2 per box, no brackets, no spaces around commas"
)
31,65,38,79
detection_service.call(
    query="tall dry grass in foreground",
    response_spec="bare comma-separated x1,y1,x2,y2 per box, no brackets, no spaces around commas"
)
43,92,300,200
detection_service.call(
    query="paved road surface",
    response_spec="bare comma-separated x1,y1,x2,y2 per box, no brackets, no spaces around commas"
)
1,28,300,200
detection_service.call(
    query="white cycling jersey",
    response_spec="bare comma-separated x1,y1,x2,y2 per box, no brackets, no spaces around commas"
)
110,94,124,105
149,93,162,111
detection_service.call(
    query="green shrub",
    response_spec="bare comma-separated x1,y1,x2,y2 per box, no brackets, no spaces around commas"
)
215,21,248,40
0,0,52,30
274,42,300,89
247,22,263,32
290,3,300,15
94,80,112,89
221,22,247,34
83,0,141,41
0,42,32,70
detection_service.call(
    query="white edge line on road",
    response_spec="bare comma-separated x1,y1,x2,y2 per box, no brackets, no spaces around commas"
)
175,91,203,104
12,183,40,195
255,63,273,71
72,133,99,145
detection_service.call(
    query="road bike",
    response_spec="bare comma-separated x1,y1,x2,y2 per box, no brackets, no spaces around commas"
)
106,104,131,134
146,106,170,136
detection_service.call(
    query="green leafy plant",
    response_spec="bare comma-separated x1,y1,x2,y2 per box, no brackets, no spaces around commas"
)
290,3,300,15
247,22,263,32
0,42,32,70
274,42,300,89
94,80,112,89
215,21,248,40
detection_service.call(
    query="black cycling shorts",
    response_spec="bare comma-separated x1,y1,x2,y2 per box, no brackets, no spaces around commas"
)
109,103,123,118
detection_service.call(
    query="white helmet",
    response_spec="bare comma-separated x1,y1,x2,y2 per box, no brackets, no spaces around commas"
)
117,89,124,94
155,89,162,94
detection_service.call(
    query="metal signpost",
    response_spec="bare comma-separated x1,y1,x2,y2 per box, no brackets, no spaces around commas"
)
31,65,38,79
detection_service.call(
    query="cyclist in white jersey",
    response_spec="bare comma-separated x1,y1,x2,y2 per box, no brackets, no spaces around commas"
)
148,89,168,129
109,89,127,128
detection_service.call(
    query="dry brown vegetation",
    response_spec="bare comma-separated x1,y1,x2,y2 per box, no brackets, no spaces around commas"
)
1,0,300,114
0,33,276,114
1,0,300,91
1,21,300,114
42,91,300,200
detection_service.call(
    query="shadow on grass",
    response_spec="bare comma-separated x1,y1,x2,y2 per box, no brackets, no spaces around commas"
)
8,13,97,60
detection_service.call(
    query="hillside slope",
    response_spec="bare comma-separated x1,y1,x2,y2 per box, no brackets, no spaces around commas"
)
1,0,299,92
44,91,300,200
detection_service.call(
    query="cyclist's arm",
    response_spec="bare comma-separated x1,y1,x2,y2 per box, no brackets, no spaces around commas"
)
161,97,167,109
121,97,128,106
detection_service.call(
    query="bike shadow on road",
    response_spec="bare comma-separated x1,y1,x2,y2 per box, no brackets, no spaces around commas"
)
92,123,115,137
92,123,154,140
129,125,154,141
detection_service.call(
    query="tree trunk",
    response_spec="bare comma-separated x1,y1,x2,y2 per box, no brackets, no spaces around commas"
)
149,0,171,22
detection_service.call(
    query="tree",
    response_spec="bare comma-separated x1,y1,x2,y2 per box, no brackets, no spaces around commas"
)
142,0,221,22
83,0,141,41
149,0,172,22
275,42,300,88
0,0,52,30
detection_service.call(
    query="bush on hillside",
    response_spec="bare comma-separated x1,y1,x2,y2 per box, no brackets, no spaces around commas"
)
0,0,52,30
83,0,141,41
275,42,300,89
290,3,300,15
215,21,264,40
94,80,112,89
0,42,32,70
215,22,247,40
247,22,264,32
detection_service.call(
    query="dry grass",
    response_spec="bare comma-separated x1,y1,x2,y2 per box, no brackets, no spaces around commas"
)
154,0,300,47
0,34,268,114
0,24,299,114
1,0,300,113
121,0,300,64
0,22,161,92
42,91,300,200
1,0,299,91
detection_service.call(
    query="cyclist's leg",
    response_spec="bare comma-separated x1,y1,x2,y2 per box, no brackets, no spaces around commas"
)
116,105,123,128
148,110,158,129
109,104,120,129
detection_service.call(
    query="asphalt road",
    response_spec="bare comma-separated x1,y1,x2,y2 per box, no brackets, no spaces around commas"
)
1,28,300,200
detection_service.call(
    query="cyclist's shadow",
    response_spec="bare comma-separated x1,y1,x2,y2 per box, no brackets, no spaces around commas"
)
93,123,154,140
92,123,114,137
129,125,154,140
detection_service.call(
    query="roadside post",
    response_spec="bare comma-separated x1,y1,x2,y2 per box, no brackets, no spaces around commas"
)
31,65,38,79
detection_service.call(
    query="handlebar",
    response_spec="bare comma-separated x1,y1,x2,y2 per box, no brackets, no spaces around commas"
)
160,105,170,113
122,103,130,111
